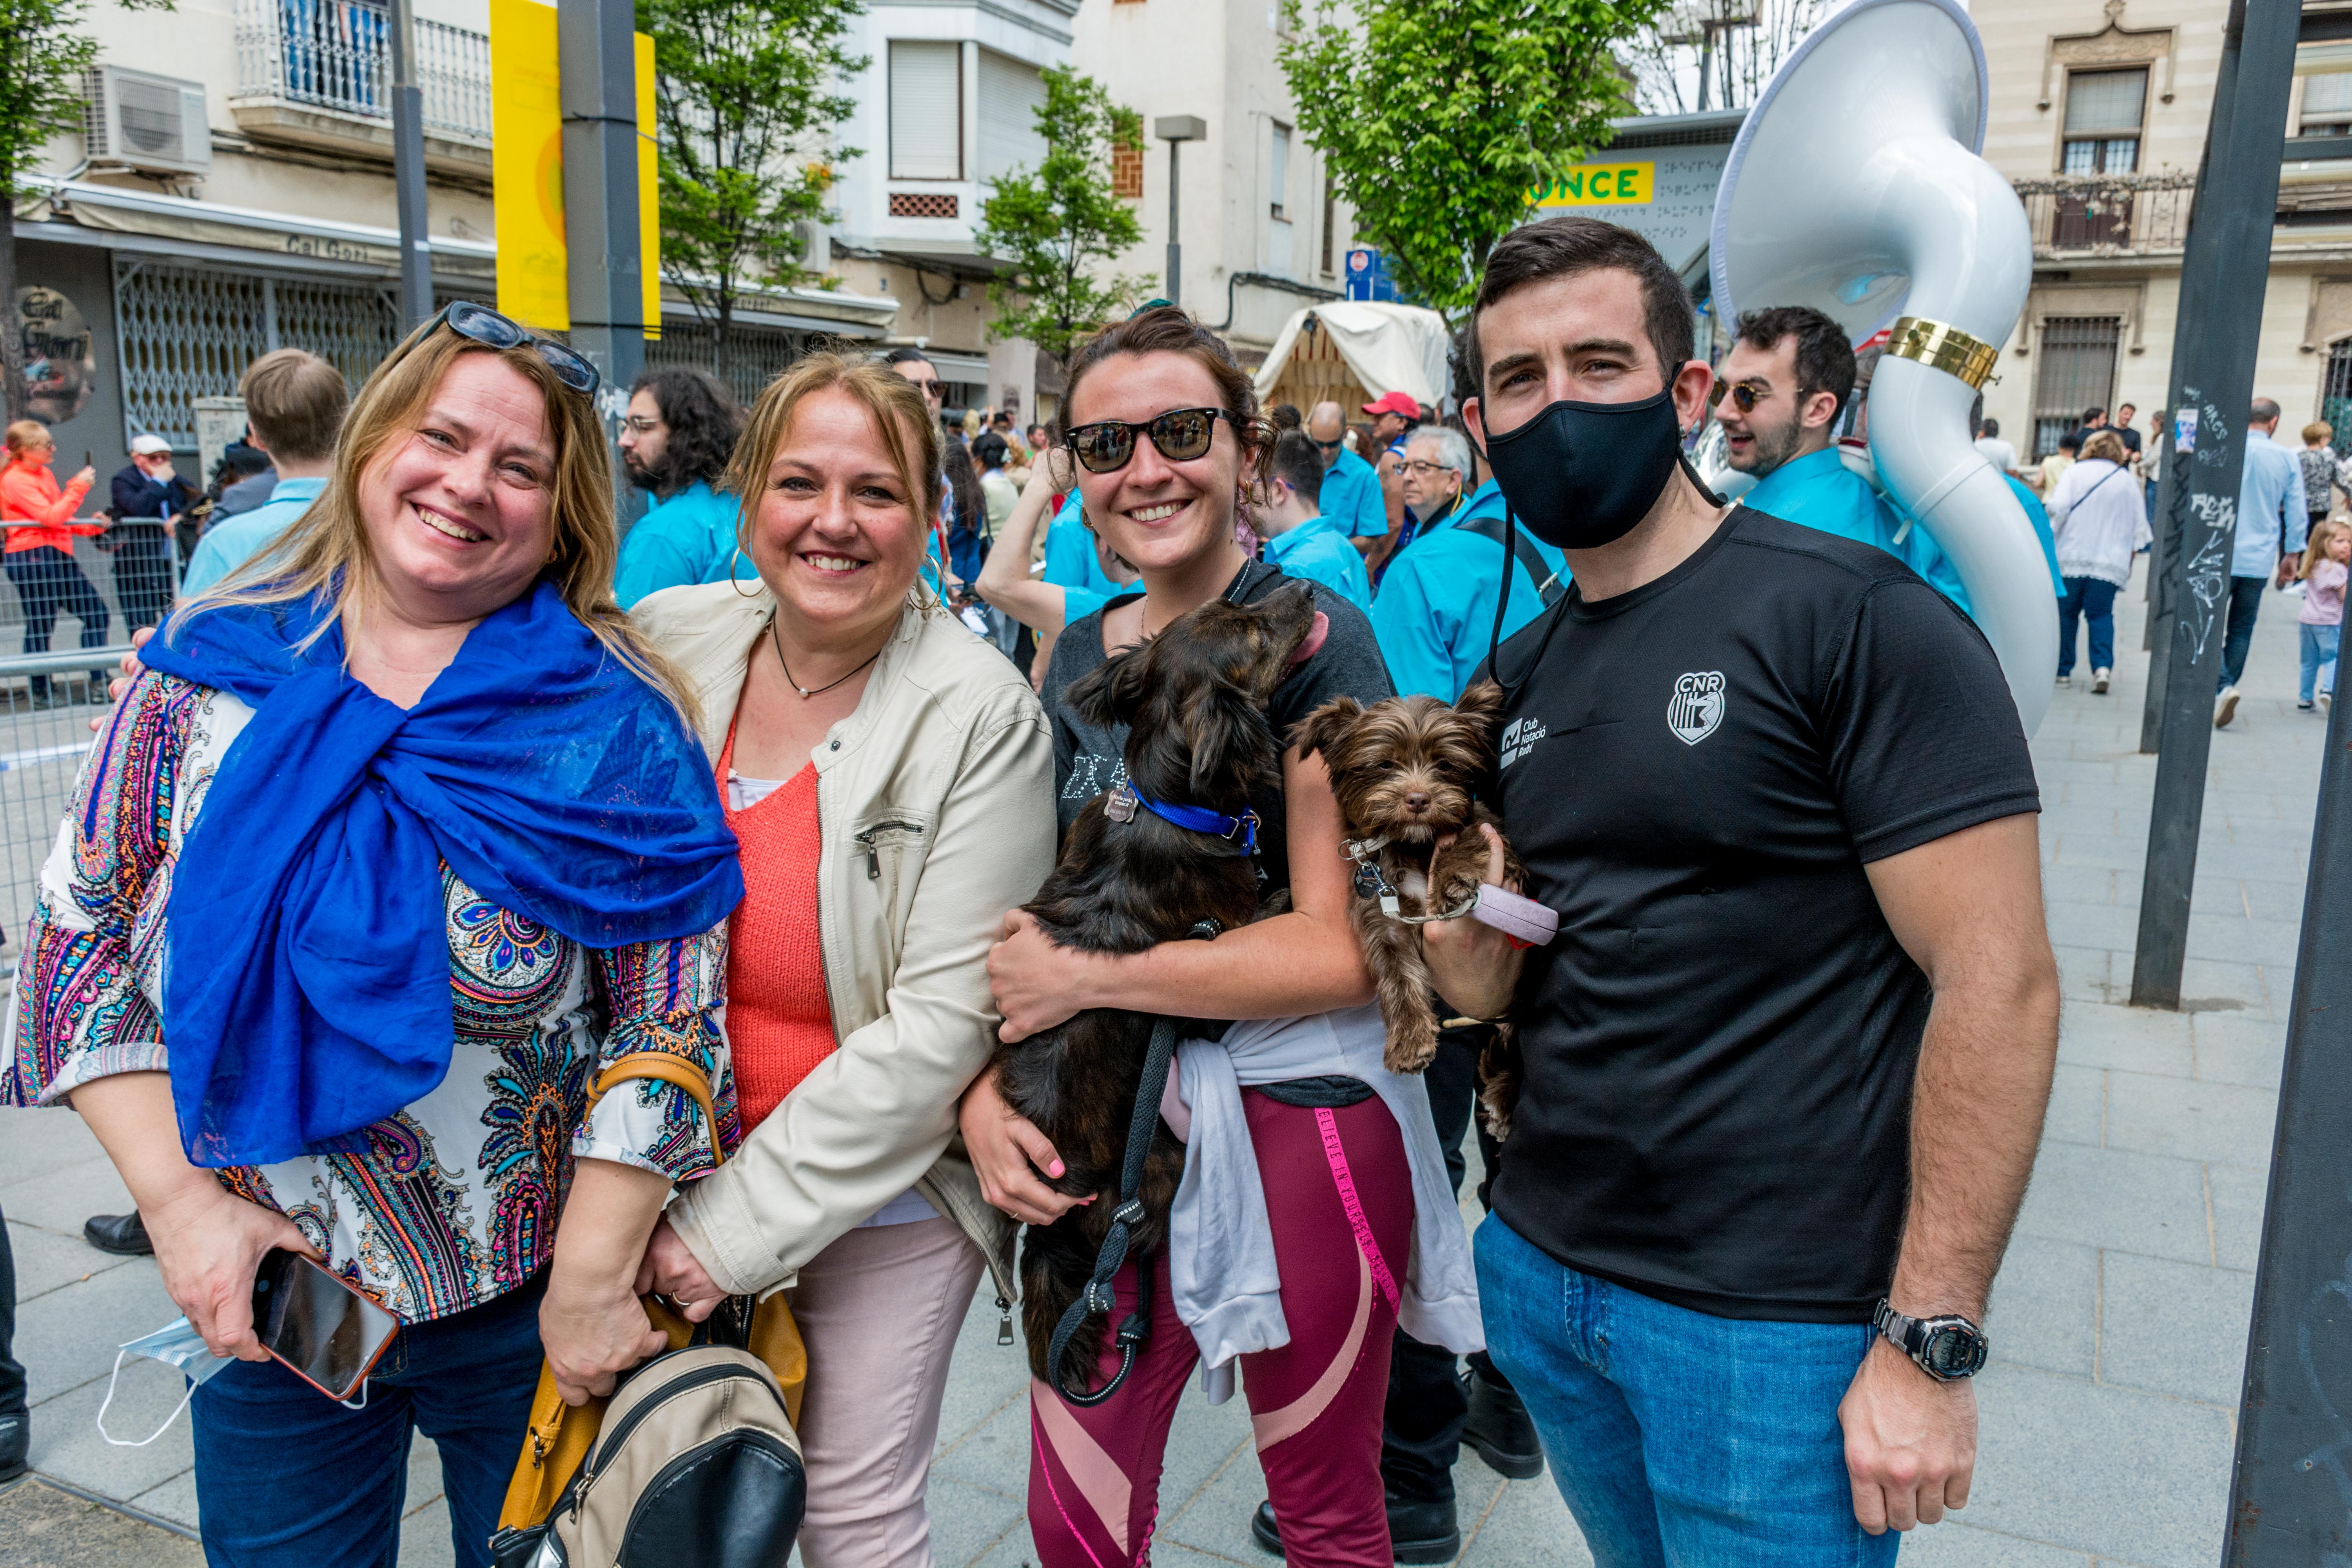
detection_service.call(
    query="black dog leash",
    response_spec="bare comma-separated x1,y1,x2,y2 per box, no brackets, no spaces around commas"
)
1044,918,1221,1405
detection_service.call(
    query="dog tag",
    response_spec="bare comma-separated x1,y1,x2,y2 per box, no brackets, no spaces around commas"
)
1105,782,1138,824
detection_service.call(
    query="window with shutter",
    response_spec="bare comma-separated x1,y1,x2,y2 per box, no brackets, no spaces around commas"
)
890,41,962,181
978,51,1049,185
2306,72,2352,135
2032,316,2122,459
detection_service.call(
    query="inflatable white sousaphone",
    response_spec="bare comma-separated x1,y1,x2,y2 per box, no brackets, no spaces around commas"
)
1711,0,2055,735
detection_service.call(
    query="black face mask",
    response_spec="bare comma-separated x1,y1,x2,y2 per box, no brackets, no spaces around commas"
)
1481,387,1686,550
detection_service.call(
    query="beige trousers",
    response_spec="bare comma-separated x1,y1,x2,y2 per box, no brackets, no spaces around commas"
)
788,1214,988,1568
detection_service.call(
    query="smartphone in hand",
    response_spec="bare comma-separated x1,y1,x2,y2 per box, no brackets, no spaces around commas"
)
251,1249,400,1401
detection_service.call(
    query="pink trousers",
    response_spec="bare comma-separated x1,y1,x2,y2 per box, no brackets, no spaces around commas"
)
791,1215,987,1568
1027,1091,1413,1568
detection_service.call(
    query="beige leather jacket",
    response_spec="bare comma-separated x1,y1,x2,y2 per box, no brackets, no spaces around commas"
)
631,581,1055,1311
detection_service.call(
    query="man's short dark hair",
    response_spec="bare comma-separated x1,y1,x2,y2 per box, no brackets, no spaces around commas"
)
628,366,742,490
1732,306,1857,422
1978,416,1999,438
973,431,1009,468
1269,403,1304,432
1468,216,1694,397
884,347,934,369
2252,397,2283,425
1267,430,1326,505
2058,431,2081,452
2082,406,2106,426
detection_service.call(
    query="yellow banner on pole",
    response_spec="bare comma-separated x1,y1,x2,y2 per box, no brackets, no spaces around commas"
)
637,31,660,340
489,0,661,339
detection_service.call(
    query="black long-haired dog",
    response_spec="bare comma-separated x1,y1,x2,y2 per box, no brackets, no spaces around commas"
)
993,584,1319,1394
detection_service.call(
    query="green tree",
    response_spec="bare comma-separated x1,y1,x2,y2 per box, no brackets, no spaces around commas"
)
638,0,863,379
975,65,1150,378
0,0,171,419
1279,0,1662,317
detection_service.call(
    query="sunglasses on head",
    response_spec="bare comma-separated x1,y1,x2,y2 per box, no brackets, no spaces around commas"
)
426,301,601,397
1063,407,1233,474
1708,377,1766,415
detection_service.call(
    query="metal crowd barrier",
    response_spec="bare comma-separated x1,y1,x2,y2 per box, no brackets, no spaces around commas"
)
0,645,138,972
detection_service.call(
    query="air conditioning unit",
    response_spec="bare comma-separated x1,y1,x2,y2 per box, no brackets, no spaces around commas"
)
83,65,211,177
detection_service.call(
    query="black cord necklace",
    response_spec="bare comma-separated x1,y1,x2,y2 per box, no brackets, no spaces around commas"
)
769,614,882,699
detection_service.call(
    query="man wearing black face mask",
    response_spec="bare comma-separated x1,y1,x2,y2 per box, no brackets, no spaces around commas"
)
1421,216,2058,1561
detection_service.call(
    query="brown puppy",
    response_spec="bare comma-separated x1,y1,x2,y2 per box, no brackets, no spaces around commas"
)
993,584,1319,1394
1295,680,1526,1133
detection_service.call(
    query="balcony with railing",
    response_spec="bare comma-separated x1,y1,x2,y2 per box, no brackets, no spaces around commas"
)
230,0,492,176
2013,172,2195,260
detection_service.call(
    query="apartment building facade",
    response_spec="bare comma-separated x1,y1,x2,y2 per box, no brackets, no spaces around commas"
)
1973,0,2352,459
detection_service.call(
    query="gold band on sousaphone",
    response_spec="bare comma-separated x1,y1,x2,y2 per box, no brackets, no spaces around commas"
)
1883,316,1999,389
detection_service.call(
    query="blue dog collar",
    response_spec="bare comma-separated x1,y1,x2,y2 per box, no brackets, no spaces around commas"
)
1106,781,1259,855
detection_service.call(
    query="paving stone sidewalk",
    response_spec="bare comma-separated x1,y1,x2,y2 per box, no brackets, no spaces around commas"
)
0,558,2309,1565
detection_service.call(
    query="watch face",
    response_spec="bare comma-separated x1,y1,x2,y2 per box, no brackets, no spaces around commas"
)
1924,1325,1987,1379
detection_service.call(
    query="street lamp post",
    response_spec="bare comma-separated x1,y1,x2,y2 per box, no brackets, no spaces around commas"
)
386,0,432,329
557,0,644,423
1154,116,1205,308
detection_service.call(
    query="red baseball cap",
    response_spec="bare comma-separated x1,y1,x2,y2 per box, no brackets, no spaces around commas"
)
1361,391,1420,419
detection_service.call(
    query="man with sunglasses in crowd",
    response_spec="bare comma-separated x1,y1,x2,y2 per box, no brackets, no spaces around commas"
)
1418,215,2058,1561
1307,400,1390,557
882,347,954,597
1713,306,1976,615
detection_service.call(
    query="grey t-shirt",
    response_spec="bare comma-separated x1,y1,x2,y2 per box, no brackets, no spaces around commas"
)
1042,559,1393,904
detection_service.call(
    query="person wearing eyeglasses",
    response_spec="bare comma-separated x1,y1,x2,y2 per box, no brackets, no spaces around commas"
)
1714,306,1976,615
607,366,751,607
958,305,1481,1568
1305,399,1389,556
1249,429,1372,612
2,302,745,1568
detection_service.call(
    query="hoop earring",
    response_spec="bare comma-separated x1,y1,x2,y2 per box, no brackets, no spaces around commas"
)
727,544,761,599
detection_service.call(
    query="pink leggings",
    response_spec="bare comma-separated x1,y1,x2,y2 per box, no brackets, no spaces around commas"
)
1027,1090,1413,1568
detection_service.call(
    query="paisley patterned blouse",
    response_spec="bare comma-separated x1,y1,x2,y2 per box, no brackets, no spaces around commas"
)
2,671,739,1323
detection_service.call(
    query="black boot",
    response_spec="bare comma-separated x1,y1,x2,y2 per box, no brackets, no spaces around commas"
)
1250,1494,1460,1565
83,1212,153,1256
1461,1367,1544,1479
0,1412,25,1485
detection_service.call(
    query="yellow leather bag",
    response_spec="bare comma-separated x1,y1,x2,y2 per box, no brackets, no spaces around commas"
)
495,1052,808,1537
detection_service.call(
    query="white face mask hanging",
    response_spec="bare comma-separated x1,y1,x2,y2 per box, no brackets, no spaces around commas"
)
96,1316,235,1447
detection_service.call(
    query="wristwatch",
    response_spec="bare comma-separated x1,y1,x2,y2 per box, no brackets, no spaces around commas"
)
1872,1299,1989,1381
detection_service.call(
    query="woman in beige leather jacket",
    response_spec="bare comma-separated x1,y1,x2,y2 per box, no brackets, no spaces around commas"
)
632,353,1056,1566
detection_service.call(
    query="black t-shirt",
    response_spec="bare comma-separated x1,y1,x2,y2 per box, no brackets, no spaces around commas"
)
1483,507,2040,1323
1042,559,1392,901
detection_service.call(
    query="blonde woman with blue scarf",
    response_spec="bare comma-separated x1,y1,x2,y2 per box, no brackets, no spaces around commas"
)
0,304,743,1568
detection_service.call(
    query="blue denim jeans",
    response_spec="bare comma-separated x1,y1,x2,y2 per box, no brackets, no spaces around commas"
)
2302,622,2341,703
2056,576,2118,676
2221,575,2269,691
1475,1215,1896,1567
191,1271,546,1568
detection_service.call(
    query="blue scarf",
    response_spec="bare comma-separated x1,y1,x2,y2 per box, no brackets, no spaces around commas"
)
138,579,744,1168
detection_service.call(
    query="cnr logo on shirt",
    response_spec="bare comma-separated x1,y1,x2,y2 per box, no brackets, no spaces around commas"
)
1668,672,1726,746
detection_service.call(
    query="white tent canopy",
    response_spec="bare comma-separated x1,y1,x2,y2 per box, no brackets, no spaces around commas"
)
1251,301,1452,410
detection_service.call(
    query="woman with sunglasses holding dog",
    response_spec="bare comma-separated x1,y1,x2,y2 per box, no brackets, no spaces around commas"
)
0,303,745,1567
959,306,1483,1568
626,353,1058,1566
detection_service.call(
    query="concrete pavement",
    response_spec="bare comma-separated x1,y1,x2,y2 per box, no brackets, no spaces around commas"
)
0,558,2312,1564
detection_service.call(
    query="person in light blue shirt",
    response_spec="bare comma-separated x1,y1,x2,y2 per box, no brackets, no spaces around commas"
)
1041,490,1126,600
1252,431,1372,613
1716,305,1976,617
180,348,349,598
613,367,755,606
2215,398,2310,726
1372,476,1568,702
180,474,328,596
1307,401,1388,547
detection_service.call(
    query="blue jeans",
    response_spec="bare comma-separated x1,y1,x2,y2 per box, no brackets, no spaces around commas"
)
1,546,110,696
2220,574,2269,691
191,1271,546,1568
2056,576,2118,676
1475,1215,1895,1567
2302,622,2341,702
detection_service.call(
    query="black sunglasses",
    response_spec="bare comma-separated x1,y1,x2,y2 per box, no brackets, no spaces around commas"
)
426,301,601,397
1064,408,1233,474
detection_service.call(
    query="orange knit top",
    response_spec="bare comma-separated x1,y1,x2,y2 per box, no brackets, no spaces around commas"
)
719,723,837,1131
